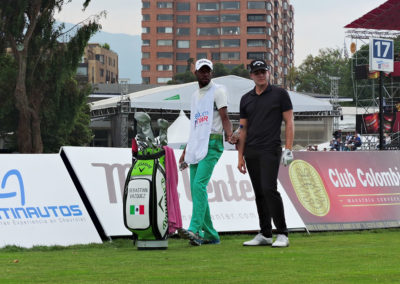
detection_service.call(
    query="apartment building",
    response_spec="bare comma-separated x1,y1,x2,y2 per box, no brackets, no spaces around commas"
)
77,43,119,84
141,0,294,87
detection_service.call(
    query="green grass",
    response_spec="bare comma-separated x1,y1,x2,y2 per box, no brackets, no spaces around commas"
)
1,229,400,283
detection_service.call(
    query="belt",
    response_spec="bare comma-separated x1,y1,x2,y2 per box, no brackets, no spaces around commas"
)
210,134,223,140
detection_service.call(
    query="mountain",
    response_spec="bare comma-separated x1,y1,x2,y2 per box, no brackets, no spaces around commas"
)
60,22,142,83
90,31,142,84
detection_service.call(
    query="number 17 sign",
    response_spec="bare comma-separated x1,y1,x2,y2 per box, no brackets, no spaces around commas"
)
369,38,394,73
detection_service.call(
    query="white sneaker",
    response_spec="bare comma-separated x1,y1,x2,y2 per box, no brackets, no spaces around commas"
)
243,233,273,246
272,234,289,247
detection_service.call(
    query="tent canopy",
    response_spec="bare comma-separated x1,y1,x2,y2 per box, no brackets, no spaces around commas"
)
344,0,400,31
90,75,332,113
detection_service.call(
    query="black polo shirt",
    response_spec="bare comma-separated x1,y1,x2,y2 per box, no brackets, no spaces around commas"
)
239,84,293,151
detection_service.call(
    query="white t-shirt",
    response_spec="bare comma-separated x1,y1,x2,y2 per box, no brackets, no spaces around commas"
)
196,81,228,134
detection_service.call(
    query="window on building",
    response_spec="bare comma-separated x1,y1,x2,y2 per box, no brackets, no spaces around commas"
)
274,13,279,20
142,39,150,46
221,26,240,35
266,15,272,23
142,27,150,34
176,53,190,60
274,1,279,7
221,1,239,10
157,27,173,33
142,65,150,71
221,14,240,22
267,27,272,35
274,48,279,55
177,15,190,23
247,27,265,34
157,2,173,8
143,2,150,8
95,54,104,63
247,14,266,22
248,1,265,9
266,52,272,60
267,40,272,48
157,64,173,71
197,27,219,36
157,52,173,58
142,77,150,84
221,39,240,47
177,40,190,48
142,52,150,59
247,39,265,47
221,52,240,60
176,27,190,36
157,39,173,46
143,14,150,21
211,52,220,60
197,15,219,23
176,65,187,73
157,14,173,21
176,2,190,11
197,53,207,59
266,2,272,10
77,66,88,76
198,3,219,11
157,77,172,83
197,40,220,48
247,52,267,60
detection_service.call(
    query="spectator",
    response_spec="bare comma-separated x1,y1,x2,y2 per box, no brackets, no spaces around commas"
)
348,131,362,151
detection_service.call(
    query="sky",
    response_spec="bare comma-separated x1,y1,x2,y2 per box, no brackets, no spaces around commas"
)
55,0,388,67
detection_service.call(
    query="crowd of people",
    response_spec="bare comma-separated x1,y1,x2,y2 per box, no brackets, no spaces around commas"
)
329,130,362,151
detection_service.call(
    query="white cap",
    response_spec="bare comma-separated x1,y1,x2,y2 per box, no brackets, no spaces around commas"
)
195,59,213,71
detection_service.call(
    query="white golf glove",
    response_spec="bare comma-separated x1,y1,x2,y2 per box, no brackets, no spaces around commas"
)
281,149,293,167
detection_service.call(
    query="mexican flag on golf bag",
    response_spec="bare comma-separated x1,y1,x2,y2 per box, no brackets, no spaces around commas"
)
123,147,168,240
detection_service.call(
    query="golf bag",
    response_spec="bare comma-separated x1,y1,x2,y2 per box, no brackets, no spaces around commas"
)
123,147,168,241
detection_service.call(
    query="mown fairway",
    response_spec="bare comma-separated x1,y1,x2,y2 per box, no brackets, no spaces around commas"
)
1,229,400,283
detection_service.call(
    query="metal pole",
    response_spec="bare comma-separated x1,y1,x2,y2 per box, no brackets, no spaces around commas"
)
378,71,384,150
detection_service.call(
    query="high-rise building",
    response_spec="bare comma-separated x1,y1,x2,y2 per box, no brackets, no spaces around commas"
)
141,0,294,88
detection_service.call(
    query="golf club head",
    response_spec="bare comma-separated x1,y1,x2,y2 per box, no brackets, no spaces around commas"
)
157,118,169,146
134,112,154,140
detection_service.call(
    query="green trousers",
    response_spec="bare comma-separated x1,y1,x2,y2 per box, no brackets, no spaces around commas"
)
188,136,224,241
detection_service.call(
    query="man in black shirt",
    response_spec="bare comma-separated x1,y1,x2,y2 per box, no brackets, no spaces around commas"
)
237,59,294,247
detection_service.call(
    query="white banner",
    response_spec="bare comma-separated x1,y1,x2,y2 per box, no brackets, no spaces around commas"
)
0,154,102,248
62,147,305,237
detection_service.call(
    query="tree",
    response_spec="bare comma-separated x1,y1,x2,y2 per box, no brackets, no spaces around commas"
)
230,64,250,79
295,48,352,99
212,63,229,77
101,43,110,50
0,0,102,153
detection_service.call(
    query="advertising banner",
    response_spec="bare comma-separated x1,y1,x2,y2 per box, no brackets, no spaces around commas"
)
0,154,102,248
62,147,306,237
278,151,400,230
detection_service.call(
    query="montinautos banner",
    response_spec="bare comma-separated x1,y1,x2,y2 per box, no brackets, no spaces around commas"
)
61,147,305,237
0,154,102,248
279,151,400,230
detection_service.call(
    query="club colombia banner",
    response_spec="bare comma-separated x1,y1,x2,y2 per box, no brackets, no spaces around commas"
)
0,154,102,248
61,146,305,237
278,151,400,230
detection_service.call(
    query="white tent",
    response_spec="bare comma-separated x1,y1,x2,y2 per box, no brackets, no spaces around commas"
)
90,75,333,113
167,110,190,149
